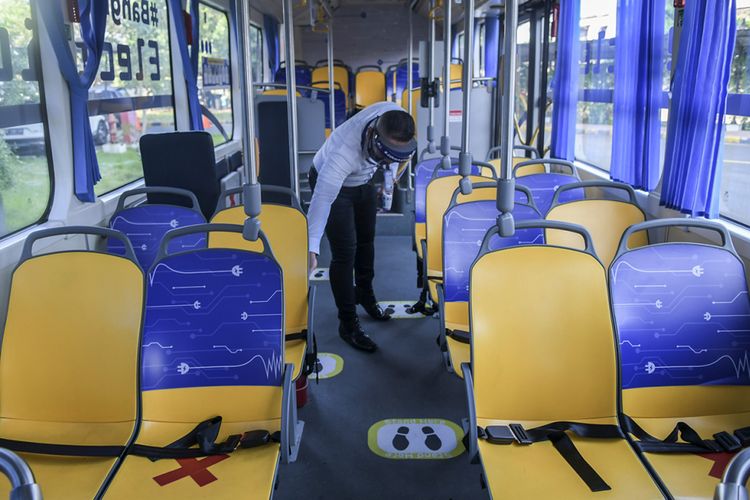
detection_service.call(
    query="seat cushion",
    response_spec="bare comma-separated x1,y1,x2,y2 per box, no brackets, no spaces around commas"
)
104,421,280,499
0,419,136,498
628,410,750,498
477,417,663,499
287,339,307,381
415,224,425,259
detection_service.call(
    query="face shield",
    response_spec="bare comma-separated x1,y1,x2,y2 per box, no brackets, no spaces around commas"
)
364,117,417,167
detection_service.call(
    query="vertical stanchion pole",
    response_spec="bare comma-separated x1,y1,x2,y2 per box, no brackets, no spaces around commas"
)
283,0,301,200
236,0,261,240
327,10,336,132
440,0,452,169
407,1,415,190
237,0,258,184
427,0,436,153
496,0,518,237
457,0,475,194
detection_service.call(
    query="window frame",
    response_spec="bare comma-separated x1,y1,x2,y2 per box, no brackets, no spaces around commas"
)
249,21,264,87
0,0,55,240
197,0,235,147
92,0,178,197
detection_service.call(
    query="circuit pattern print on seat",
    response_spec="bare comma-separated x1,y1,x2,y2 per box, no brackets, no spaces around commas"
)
611,243,750,388
514,173,583,215
143,249,284,390
443,201,543,302
110,205,207,270
414,159,478,224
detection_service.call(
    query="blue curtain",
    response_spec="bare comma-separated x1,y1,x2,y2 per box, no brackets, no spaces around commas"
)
38,0,107,202
263,14,280,76
660,0,736,217
609,0,665,191
484,15,501,85
550,0,580,161
168,0,203,130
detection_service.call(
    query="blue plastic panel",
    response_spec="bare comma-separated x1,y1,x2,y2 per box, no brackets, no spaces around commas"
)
414,159,481,224
275,65,313,96
314,88,347,128
109,205,207,270
443,201,543,302
142,249,284,391
514,173,583,215
611,244,750,388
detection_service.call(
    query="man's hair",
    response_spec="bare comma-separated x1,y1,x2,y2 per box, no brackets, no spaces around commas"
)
379,110,415,143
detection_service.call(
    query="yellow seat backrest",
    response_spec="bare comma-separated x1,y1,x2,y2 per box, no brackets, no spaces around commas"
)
356,71,386,108
546,200,647,268
489,157,540,177
450,63,463,89
263,89,302,97
1,252,142,428
210,204,308,336
401,88,420,129
312,66,349,100
425,175,495,278
471,245,616,421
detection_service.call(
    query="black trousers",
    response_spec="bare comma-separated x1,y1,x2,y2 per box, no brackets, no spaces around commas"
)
309,167,377,322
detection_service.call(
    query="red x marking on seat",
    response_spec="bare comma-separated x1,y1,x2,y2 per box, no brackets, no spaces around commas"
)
153,455,230,487
697,452,737,479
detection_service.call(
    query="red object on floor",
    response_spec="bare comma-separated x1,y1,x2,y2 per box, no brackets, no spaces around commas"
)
296,374,309,408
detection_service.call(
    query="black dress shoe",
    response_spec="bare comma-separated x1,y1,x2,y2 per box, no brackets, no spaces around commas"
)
355,288,392,321
339,319,378,353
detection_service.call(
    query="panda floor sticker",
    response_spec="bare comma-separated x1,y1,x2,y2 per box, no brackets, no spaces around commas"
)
368,419,465,459
313,353,344,379
378,301,425,319
310,267,329,281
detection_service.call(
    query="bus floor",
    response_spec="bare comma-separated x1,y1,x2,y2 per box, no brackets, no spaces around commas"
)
276,235,488,500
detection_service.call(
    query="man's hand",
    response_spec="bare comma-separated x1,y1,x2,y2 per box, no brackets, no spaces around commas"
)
308,252,318,273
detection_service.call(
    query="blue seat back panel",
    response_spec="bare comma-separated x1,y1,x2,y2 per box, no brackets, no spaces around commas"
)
515,173,583,215
109,206,206,270
611,244,750,389
315,89,347,128
414,160,484,224
142,249,284,391
443,201,543,302
274,66,312,96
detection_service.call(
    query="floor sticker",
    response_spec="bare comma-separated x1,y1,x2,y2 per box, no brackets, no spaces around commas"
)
153,455,229,487
378,301,425,319
313,353,344,379
368,418,465,459
310,267,329,281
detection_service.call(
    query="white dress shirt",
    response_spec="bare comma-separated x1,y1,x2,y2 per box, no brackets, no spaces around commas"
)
308,101,403,254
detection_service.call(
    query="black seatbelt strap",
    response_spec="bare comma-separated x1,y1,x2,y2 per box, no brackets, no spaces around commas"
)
285,331,307,342
623,415,746,454
130,416,280,461
479,421,622,492
0,439,124,457
446,329,471,344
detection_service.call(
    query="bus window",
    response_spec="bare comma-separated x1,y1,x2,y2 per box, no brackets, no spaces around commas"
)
79,0,176,196
0,0,52,238
516,22,530,143
194,2,233,146
720,0,750,226
576,0,616,170
249,23,263,86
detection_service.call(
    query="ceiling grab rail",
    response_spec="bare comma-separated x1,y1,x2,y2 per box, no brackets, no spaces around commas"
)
496,0,519,237
235,0,262,241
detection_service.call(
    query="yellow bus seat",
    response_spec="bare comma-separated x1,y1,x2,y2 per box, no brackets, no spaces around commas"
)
465,220,663,498
312,65,350,107
450,63,463,89
512,158,581,215
610,219,750,499
109,186,207,270
488,157,539,177
546,181,648,268
425,175,495,287
438,186,543,376
355,66,386,108
211,186,315,382
263,89,302,97
0,227,144,499
104,224,295,498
